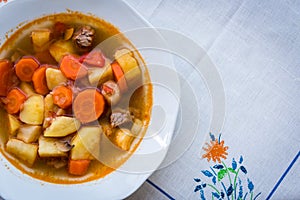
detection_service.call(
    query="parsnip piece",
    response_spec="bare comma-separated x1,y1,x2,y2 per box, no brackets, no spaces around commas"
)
43,93,54,126
71,126,102,160
6,138,38,166
31,29,51,47
64,28,74,40
44,116,80,137
20,95,44,125
114,49,141,85
49,40,75,63
19,82,36,96
17,125,41,143
99,118,113,137
7,114,21,136
114,129,134,151
131,119,143,136
45,68,67,90
88,62,113,86
38,136,68,157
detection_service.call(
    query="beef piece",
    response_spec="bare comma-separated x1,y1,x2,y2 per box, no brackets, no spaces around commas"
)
110,109,133,128
73,26,95,49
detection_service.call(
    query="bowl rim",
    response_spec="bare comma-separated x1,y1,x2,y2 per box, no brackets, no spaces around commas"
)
0,0,179,199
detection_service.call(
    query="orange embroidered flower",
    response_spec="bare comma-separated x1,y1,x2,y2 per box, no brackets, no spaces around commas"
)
202,139,228,163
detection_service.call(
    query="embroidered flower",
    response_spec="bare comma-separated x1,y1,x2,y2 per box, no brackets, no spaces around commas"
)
202,139,228,163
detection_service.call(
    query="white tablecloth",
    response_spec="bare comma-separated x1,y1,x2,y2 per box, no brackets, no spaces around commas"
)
125,0,300,199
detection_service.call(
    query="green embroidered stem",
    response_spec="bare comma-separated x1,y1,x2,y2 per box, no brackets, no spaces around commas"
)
222,161,233,200
233,168,241,198
207,184,220,194
250,191,254,200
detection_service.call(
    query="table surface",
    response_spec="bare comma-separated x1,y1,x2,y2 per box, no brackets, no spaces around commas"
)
124,0,300,199
0,0,299,200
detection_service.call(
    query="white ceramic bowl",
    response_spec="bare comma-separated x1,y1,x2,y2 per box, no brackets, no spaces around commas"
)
0,0,179,199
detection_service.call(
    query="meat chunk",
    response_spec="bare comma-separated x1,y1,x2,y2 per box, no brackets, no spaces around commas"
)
73,26,95,49
110,109,132,128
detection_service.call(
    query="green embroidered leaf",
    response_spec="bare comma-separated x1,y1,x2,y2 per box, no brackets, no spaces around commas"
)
218,169,227,181
228,168,237,174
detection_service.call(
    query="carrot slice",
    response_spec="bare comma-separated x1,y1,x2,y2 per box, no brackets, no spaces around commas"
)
68,159,91,176
15,56,39,82
0,60,14,96
52,85,73,109
79,51,105,67
60,55,88,80
4,88,27,114
111,61,128,92
32,66,49,95
73,88,105,123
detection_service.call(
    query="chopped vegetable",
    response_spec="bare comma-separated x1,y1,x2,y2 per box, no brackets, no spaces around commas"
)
4,88,27,114
0,60,14,96
31,29,51,52
19,95,44,125
19,82,36,96
49,40,76,63
114,49,141,86
7,114,21,136
73,89,105,123
43,93,57,128
68,159,91,176
101,80,121,105
15,56,40,82
60,54,88,80
88,63,113,86
38,136,68,157
114,129,134,151
111,61,128,92
99,119,113,137
52,85,72,109
131,118,143,136
71,126,101,160
79,50,105,67
6,138,38,166
45,68,67,90
55,136,74,153
43,116,80,137
17,125,41,143
64,28,74,40
32,66,49,95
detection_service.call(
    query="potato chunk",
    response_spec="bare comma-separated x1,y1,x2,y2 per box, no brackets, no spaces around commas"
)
71,126,102,160
32,29,51,47
20,95,44,125
38,136,68,157
6,138,38,166
114,129,134,151
45,68,67,90
114,49,141,85
131,119,143,136
19,82,36,96
7,114,21,136
49,40,75,62
31,29,51,52
88,62,113,86
44,116,80,137
17,125,41,143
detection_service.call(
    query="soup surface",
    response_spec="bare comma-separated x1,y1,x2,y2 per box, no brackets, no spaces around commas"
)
0,13,152,184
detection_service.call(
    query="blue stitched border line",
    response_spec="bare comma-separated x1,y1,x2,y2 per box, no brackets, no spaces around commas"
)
146,179,175,200
266,150,300,200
